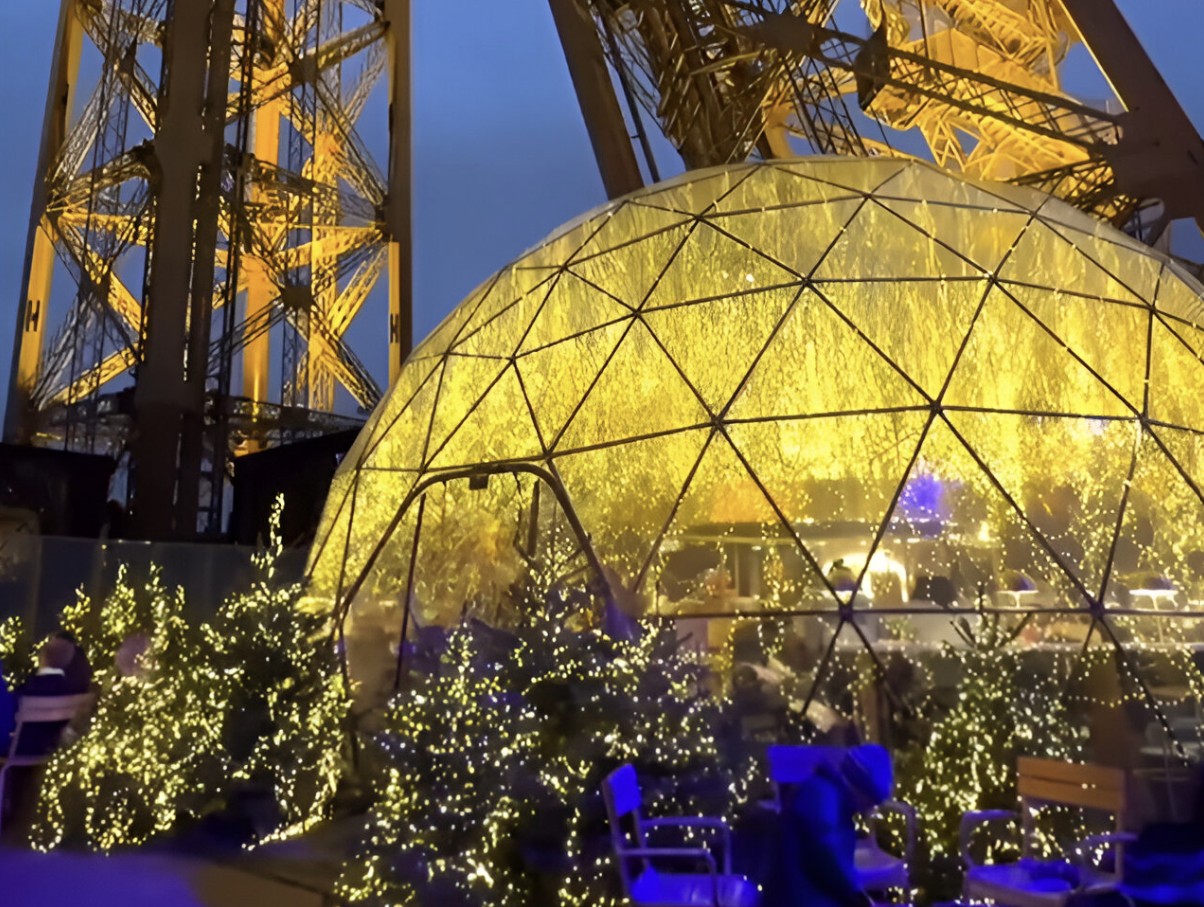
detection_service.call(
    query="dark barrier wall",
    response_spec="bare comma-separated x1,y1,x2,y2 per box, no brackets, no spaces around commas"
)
230,429,359,547
0,444,115,537
0,535,308,635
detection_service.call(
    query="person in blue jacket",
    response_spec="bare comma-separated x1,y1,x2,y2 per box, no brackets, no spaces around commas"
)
767,743,895,907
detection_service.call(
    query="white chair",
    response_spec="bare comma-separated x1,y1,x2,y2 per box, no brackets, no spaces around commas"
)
961,758,1133,907
765,745,915,894
602,764,759,907
0,692,92,833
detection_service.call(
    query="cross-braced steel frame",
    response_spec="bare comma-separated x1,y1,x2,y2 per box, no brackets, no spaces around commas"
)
6,0,412,538
557,0,1204,241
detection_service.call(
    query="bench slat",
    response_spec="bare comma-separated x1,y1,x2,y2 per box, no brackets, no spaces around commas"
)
1017,757,1126,792
1018,776,1126,813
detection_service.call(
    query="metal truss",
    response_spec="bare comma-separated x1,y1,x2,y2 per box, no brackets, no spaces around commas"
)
574,0,1204,233
7,0,411,537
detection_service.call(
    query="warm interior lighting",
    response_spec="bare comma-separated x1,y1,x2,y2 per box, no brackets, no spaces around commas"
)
306,158,1204,653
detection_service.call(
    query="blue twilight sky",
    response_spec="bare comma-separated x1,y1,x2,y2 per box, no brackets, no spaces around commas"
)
0,1,1201,413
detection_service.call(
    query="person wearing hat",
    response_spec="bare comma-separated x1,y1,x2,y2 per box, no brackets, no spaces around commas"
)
765,743,894,907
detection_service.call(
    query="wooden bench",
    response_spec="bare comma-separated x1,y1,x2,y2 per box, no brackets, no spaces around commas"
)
961,757,1133,907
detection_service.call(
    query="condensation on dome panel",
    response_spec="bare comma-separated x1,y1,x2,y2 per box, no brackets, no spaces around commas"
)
307,158,1204,705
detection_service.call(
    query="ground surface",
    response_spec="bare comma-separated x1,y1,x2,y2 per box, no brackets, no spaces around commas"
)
0,815,358,906
0,846,331,906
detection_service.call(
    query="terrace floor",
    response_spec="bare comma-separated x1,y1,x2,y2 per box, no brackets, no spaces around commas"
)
0,813,358,906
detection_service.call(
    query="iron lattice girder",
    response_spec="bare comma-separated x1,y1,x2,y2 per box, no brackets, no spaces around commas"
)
74,0,161,129
8,0,407,537
43,0,387,409
583,0,1172,227
730,5,1121,150
31,389,364,445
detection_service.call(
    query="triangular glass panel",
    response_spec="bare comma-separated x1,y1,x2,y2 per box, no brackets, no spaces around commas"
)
515,322,627,447
966,179,1049,212
426,364,546,469
1147,425,1204,510
1032,217,1162,304
874,165,1028,212
357,359,444,470
1007,285,1149,414
941,410,1138,601
567,225,693,310
551,428,710,591
555,319,711,451
705,198,865,278
423,354,509,465
313,468,421,609
726,287,928,422
1147,316,1204,428
409,272,500,359
872,200,1031,273
643,221,802,310
518,270,634,351
309,472,362,599
569,201,695,261
912,415,1099,610
779,158,908,195
345,357,441,470
643,284,800,416
710,162,859,214
647,166,758,217
943,285,1131,417
813,198,986,280
1036,196,1144,244
1155,267,1204,325
453,285,549,359
533,213,613,268
997,220,1144,304
814,279,986,401
450,266,560,348
726,409,931,607
1109,427,1204,607
644,429,818,610
799,617,876,724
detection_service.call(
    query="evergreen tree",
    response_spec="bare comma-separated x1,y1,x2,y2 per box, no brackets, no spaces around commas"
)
339,598,733,907
32,501,349,850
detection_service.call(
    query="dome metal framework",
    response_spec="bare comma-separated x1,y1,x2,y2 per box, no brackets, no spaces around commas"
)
309,158,1204,747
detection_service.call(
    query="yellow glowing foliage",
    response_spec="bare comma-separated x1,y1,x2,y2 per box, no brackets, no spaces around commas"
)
309,158,1204,629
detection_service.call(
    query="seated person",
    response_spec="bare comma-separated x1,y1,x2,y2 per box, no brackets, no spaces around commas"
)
766,743,894,907
53,630,93,694
8,638,80,756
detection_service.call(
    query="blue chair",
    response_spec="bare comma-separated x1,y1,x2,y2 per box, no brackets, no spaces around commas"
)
602,764,759,907
0,692,93,833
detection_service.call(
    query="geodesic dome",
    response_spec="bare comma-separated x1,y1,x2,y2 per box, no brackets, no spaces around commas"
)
311,155,1204,623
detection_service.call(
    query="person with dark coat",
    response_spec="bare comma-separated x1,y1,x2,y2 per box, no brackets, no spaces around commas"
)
53,630,93,694
9,637,78,757
765,743,894,907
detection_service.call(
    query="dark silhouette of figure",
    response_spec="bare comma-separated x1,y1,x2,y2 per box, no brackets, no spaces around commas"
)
765,744,893,907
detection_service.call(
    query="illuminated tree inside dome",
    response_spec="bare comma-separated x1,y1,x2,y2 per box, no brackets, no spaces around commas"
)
308,158,1204,742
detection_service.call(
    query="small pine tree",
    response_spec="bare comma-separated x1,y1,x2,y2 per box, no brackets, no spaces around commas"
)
32,499,349,850
33,576,223,850
895,603,1085,894
0,614,36,691
338,598,733,907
